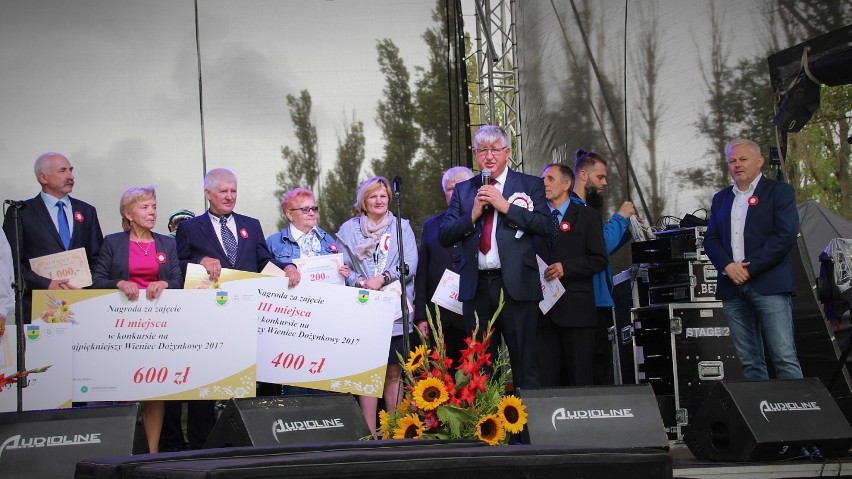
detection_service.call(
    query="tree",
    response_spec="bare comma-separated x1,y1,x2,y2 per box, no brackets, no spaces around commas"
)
686,2,735,193
411,0,466,233
632,3,667,222
372,39,420,184
688,1,851,218
275,90,319,229
320,113,366,233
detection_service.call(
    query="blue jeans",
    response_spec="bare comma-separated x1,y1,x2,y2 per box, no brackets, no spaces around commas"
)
722,283,802,380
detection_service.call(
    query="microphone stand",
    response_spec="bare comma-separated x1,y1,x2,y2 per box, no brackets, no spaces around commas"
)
5,202,28,413
391,179,412,366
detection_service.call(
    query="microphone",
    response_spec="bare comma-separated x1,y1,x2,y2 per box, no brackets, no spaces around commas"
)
4,199,26,210
480,168,492,211
392,176,402,194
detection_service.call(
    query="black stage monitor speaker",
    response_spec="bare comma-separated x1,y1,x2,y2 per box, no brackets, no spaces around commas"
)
203,393,370,448
519,384,669,449
0,404,144,478
685,379,852,461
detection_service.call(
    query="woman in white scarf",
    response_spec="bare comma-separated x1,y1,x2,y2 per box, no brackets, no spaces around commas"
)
336,177,418,437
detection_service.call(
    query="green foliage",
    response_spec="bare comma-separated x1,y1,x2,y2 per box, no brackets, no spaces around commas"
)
275,90,319,230
321,115,366,233
372,38,420,183
689,2,851,218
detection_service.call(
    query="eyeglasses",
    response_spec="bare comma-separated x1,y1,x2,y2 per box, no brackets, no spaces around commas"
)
288,206,319,214
475,147,508,157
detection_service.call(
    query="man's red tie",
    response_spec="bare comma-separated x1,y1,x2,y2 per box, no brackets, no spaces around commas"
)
479,179,497,254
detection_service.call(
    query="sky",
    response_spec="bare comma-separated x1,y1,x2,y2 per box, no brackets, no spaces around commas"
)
0,0,828,236
0,0,436,235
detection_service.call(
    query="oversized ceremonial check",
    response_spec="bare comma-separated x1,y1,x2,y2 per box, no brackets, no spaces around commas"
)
32,282,271,402
254,280,396,398
185,264,398,398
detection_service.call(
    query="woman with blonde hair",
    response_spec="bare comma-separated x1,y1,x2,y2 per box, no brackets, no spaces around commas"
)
336,177,418,436
92,186,182,453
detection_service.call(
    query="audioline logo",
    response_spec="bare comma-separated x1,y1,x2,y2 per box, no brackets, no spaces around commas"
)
550,407,634,430
758,400,820,422
271,417,345,443
0,432,102,463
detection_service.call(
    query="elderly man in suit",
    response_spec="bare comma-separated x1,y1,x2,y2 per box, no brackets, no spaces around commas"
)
439,125,551,391
704,138,802,380
176,168,298,285
415,166,474,371
535,163,608,387
175,167,298,448
2,152,103,323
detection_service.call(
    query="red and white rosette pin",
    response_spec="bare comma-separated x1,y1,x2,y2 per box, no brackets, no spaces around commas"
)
748,195,759,206
560,221,571,232
239,228,249,239
156,252,167,264
507,192,534,211
74,211,85,223
328,243,339,253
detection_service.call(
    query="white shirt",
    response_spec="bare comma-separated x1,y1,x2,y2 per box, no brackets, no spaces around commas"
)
730,174,762,263
0,229,14,321
209,212,239,253
478,167,507,270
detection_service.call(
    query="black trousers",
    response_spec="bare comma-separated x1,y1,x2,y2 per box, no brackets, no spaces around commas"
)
463,273,540,390
537,321,596,387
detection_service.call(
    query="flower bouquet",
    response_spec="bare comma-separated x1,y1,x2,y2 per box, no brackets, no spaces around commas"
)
380,293,527,445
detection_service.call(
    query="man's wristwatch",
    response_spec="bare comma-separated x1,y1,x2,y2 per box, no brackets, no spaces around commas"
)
356,276,366,288
382,271,392,286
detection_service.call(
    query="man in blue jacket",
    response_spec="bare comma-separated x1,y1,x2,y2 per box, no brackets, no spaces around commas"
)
569,150,635,384
704,139,801,380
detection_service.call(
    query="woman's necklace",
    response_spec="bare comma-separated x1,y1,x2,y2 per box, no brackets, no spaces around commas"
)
132,236,152,256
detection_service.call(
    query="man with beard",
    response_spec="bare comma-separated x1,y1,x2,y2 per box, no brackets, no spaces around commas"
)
570,150,635,384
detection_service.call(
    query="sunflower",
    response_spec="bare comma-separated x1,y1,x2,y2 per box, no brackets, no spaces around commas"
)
379,409,390,439
475,414,506,446
412,376,449,411
497,395,527,434
397,392,412,415
406,345,428,372
393,413,423,439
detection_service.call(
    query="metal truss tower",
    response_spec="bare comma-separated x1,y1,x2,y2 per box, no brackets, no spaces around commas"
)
470,0,523,172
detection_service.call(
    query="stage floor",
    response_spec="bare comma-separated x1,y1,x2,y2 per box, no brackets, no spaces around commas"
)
670,442,852,478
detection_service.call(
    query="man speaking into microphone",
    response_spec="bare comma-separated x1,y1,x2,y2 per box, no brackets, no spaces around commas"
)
439,124,550,391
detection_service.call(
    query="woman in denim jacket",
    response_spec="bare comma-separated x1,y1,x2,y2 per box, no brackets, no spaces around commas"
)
265,187,349,395
266,188,348,270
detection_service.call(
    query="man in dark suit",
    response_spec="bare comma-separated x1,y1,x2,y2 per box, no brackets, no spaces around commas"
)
175,168,298,284
415,166,474,371
535,164,608,387
3,152,103,323
704,138,802,380
175,167,298,448
439,125,551,390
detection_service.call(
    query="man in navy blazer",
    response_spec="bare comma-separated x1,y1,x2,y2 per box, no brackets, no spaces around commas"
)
439,125,551,390
3,153,103,323
704,138,802,380
175,168,298,284
175,167,298,449
535,164,608,387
